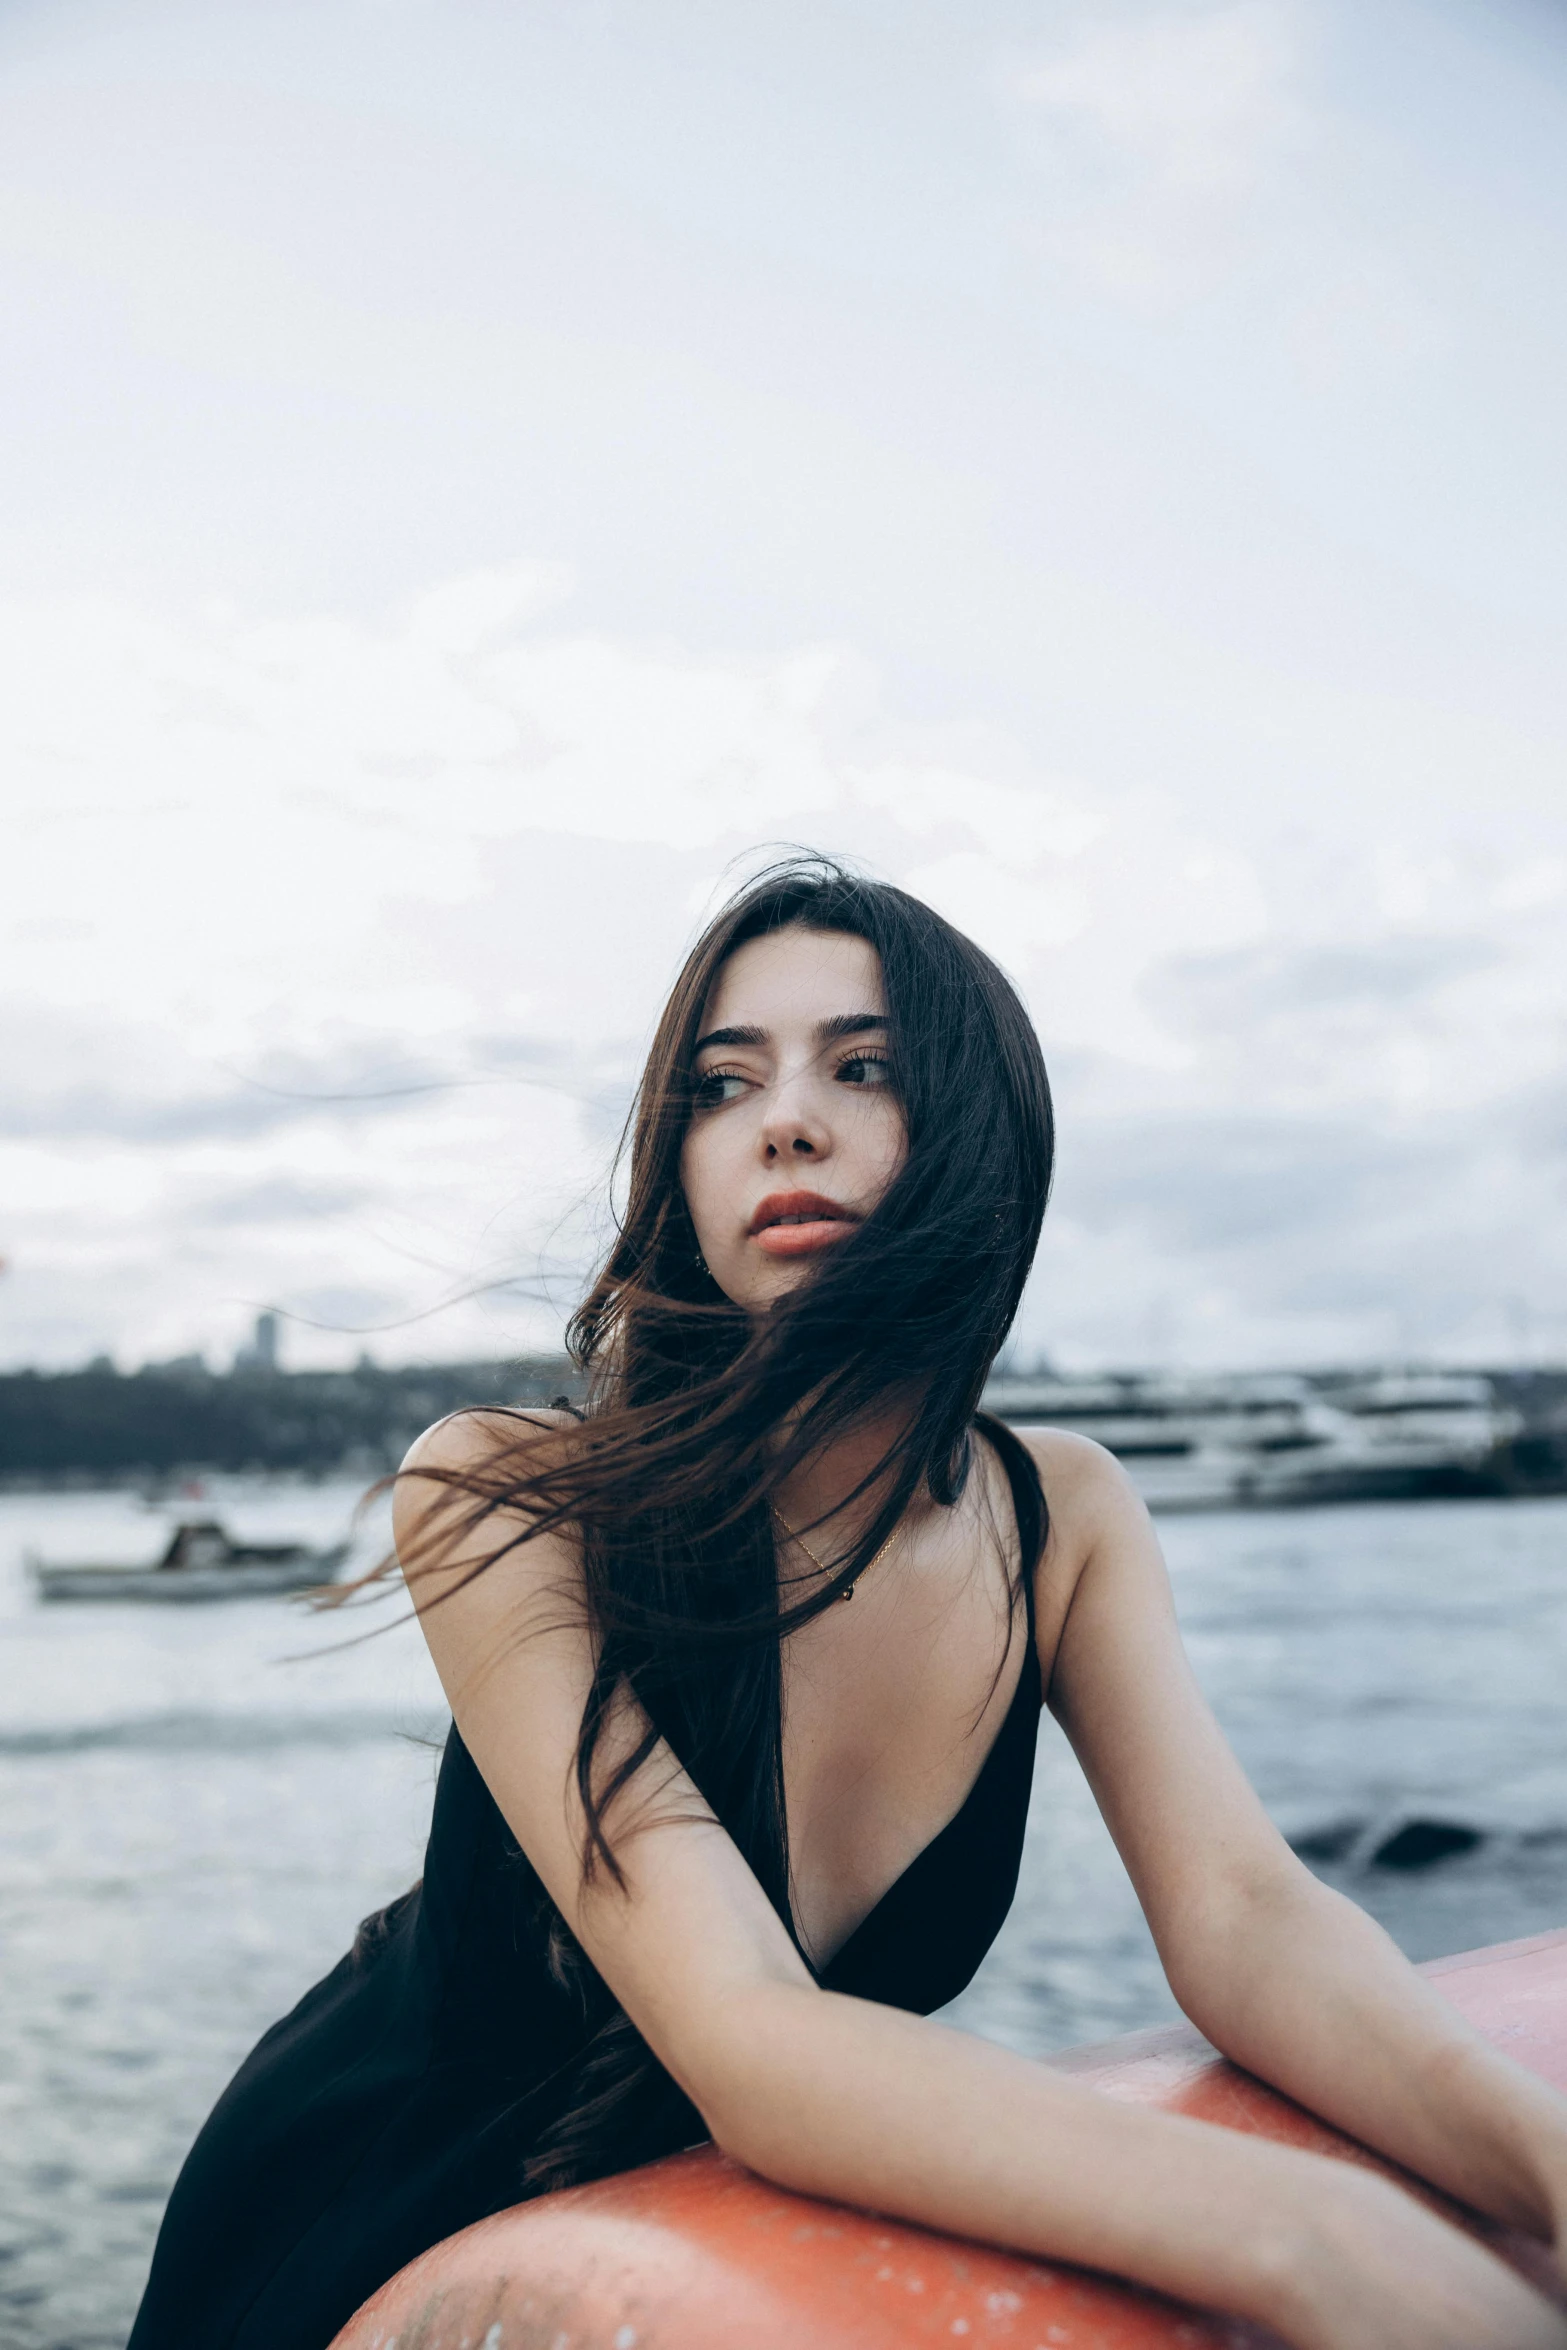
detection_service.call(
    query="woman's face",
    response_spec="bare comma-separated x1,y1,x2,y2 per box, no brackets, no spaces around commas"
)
679,926,907,1312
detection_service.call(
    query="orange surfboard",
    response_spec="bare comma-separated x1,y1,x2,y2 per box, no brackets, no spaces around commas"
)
331,1927,1567,2349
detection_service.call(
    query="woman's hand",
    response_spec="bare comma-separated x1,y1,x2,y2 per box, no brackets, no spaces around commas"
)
1271,2167,1567,2350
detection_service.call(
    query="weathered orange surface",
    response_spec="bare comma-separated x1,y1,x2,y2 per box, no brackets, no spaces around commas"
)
330,1926,1567,2350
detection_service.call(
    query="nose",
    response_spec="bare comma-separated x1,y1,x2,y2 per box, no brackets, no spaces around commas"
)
758,1071,832,1164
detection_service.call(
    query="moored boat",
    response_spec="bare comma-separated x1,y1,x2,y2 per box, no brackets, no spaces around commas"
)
983,1371,1354,1510
28,1517,346,1602
1303,1369,1524,1500
329,1926,1567,2348
983,1368,1524,1510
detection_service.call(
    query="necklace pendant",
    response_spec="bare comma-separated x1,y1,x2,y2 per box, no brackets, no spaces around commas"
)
841,1583,855,1602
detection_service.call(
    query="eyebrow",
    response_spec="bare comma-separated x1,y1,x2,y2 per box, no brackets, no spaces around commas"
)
692,1011,888,1055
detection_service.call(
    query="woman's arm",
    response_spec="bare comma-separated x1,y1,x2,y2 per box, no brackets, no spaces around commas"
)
395,1415,1567,2350
1031,1429,1567,2247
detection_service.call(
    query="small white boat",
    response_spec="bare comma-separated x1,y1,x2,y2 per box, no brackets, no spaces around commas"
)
27,1518,347,1603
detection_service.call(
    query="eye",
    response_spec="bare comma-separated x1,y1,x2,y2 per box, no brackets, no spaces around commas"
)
835,1050,892,1089
692,1066,751,1109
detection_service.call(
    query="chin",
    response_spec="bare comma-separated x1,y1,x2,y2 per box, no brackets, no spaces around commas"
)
726,1264,806,1313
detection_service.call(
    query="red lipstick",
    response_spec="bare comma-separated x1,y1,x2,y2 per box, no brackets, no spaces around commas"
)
748,1189,859,1259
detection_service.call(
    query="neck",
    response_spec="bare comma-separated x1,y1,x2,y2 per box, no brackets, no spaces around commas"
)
773,1397,924,1553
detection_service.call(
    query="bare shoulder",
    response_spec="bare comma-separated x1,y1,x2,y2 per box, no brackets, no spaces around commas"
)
394,1406,581,1606
1004,1426,1156,1678
1012,1424,1149,1556
400,1402,576,1479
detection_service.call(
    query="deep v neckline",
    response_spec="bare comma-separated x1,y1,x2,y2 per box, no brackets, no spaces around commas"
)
789,1419,1045,1980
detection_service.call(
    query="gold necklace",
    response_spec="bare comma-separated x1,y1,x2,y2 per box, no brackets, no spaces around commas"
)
772,1505,900,1602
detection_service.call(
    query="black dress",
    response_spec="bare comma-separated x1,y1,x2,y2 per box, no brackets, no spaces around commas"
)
128,1420,1046,2350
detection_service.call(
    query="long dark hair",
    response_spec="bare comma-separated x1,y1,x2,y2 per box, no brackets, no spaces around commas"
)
395,854,1054,2186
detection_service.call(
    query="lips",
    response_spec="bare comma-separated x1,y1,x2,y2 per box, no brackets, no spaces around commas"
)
748,1189,860,1258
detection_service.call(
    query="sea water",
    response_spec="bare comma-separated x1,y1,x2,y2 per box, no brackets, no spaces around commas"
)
2,1483,1566,2350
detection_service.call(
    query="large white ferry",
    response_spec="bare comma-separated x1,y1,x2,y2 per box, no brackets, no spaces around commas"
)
982,1369,1522,1510
1307,1371,1522,1497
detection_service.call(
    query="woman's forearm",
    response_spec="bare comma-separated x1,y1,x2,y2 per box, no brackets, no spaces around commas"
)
1163,1872,1567,2238
693,1981,1390,2339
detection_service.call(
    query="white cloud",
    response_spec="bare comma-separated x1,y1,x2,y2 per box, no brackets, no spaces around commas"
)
2,570,1263,1047
851,763,1105,864
1015,2,1302,198
3,558,1564,1372
408,559,577,653
0,567,1272,1364
1006,0,1439,374
1008,1,1307,307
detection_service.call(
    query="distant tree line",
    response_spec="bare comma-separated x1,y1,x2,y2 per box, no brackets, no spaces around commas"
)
0,1356,582,1482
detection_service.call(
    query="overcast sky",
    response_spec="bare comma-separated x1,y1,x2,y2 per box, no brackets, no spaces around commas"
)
4,0,1566,1374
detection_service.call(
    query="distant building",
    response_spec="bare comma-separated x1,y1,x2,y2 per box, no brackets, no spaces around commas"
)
234,1311,281,1374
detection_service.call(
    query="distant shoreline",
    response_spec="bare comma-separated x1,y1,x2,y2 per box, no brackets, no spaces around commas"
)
3,1356,1565,1503
0,1355,582,1484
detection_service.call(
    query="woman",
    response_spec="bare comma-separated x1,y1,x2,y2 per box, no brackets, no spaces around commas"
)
131,859,1567,2350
